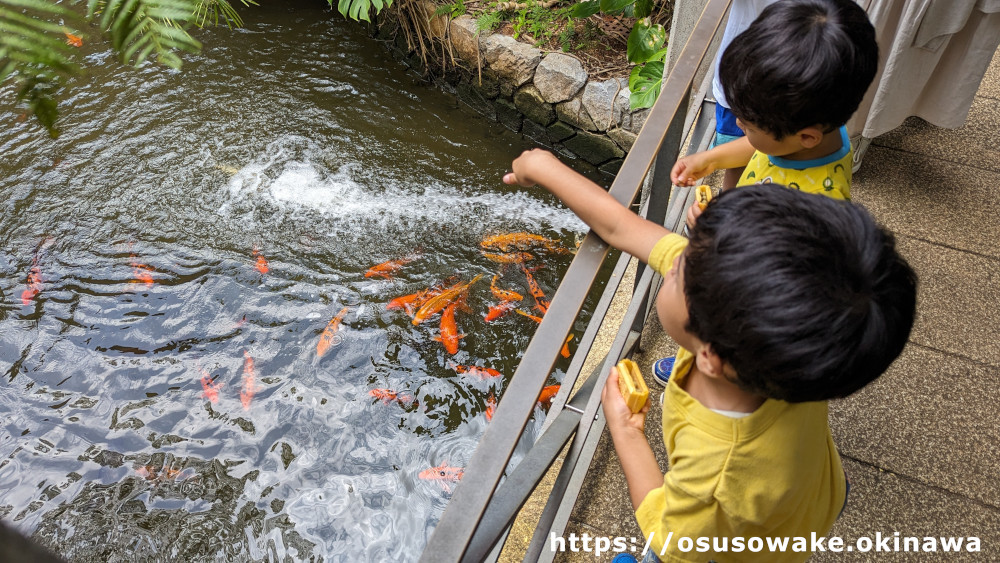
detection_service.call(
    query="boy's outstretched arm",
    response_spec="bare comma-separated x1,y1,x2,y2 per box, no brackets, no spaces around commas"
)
603,369,662,510
671,136,756,186
504,149,669,262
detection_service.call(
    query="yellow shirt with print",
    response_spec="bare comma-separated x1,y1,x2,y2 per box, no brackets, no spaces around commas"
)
638,234,847,563
739,125,853,200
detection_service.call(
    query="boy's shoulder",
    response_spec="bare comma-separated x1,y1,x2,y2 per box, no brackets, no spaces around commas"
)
742,130,853,199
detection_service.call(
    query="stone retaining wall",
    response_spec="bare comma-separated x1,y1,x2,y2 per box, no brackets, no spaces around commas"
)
377,9,650,175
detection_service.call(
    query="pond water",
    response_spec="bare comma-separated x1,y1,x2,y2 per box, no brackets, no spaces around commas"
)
0,2,609,561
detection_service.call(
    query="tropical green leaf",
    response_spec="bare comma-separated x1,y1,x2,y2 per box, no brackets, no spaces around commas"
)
626,18,665,63
570,0,600,18
598,0,632,14
633,0,653,19
628,60,663,110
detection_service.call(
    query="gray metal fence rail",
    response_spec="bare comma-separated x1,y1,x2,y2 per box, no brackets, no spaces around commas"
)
419,1,731,560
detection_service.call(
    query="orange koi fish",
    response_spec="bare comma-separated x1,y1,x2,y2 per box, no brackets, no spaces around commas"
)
481,251,534,264
130,259,154,287
561,333,573,358
419,463,464,492
485,393,497,421
432,301,463,355
21,265,42,306
369,388,414,405
515,309,543,323
484,299,518,322
240,351,257,410
365,252,421,279
386,288,428,314
411,274,483,325
452,364,502,380
64,31,82,47
538,384,560,405
490,275,523,302
316,306,350,358
481,232,567,253
386,276,459,316
199,369,223,403
252,246,269,274
519,262,550,314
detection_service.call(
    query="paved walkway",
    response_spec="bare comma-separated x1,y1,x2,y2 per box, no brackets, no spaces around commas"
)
553,50,1000,562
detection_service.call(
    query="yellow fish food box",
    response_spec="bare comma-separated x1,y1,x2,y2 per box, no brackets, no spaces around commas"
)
695,184,714,210
616,359,649,413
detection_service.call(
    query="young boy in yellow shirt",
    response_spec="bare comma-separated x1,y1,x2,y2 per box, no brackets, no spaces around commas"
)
504,148,916,562
673,0,879,229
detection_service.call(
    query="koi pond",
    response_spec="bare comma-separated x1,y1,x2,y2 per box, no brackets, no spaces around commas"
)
0,2,610,560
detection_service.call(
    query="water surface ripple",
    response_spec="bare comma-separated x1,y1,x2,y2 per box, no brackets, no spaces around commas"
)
0,2,604,561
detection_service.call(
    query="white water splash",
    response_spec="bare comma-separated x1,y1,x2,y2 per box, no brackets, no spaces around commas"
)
217,140,588,237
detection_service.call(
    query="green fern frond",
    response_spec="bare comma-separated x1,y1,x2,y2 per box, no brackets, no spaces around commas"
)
88,0,202,68
1,0,84,136
193,0,257,29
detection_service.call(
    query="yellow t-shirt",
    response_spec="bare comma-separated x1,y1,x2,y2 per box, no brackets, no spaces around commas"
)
638,235,847,563
739,126,853,200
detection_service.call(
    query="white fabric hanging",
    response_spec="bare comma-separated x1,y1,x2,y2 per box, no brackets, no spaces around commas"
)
849,0,1000,140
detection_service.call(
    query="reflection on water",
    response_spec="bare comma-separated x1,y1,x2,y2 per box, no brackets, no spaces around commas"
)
0,1,608,560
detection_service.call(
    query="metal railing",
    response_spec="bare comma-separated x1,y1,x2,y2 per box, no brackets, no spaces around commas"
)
419,1,731,560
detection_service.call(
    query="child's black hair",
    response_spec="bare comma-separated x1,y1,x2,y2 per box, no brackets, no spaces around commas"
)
684,186,916,402
719,0,878,139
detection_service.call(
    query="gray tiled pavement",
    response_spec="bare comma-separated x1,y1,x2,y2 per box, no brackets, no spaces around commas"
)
529,49,1000,563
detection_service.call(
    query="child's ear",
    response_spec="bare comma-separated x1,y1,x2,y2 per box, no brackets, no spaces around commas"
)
796,126,825,149
695,344,727,379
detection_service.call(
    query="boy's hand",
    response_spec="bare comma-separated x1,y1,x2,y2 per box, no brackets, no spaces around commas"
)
602,367,648,435
671,152,716,186
503,148,558,187
685,200,704,231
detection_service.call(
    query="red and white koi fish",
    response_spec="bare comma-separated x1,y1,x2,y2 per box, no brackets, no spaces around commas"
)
369,388,415,406
252,246,269,274
21,237,54,305
432,301,463,355
21,265,42,305
365,251,422,280
485,393,497,421
538,384,560,405
452,364,502,380
419,463,464,492
199,369,223,404
480,232,568,254
240,351,258,410
411,274,483,325
316,306,350,358
519,262,550,314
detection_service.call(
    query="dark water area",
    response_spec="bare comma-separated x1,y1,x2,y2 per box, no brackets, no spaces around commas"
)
0,2,612,561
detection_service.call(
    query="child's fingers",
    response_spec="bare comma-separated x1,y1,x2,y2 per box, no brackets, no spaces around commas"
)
670,160,689,184
686,201,701,230
503,172,517,185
